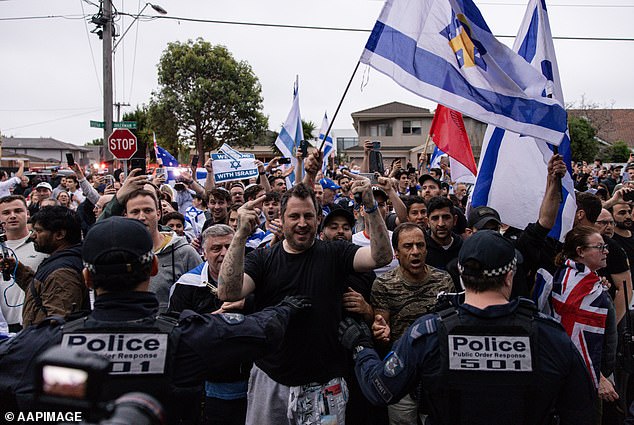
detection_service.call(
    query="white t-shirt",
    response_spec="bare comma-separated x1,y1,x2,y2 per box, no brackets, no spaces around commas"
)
352,230,399,277
0,235,48,325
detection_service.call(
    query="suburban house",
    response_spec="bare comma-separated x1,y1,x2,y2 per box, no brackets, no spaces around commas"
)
0,136,99,169
342,101,487,167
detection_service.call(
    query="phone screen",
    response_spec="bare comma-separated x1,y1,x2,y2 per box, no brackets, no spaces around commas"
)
191,155,199,168
130,158,146,175
65,153,75,167
278,158,291,165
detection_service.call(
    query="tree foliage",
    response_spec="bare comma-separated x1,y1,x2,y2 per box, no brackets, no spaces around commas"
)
302,120,316,141
568,115,599,163
602,140,631,163
149,39,268,160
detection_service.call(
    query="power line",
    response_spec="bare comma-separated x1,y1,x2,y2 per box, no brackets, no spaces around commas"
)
79,0,102,97
2,12,633,42
3,108,101,131
135,14,634,42
0,107,98,112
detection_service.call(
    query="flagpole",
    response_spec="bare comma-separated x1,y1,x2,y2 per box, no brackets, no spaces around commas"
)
421,134,432,170
319,60,361,152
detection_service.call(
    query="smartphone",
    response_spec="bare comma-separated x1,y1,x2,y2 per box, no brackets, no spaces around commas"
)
130,158,146,175
278,157,292,165
360,172,380,185
372,141,381,150
65,153,75,167
624,191,634,202
299,140,309,158
155,168,167,180
191,155,199,168
104,175,115,186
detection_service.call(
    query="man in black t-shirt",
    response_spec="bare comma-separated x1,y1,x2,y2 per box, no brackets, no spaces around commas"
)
218,150,393,425
425,196,462,272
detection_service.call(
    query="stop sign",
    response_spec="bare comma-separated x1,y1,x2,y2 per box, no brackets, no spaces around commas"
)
108,129,138,160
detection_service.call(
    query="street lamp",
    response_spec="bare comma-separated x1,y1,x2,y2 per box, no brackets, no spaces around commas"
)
113,3,167,52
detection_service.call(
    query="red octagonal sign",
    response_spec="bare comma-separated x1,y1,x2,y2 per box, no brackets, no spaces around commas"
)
108,128,138,160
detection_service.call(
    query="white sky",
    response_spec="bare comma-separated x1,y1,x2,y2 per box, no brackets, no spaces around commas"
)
1,0,632,146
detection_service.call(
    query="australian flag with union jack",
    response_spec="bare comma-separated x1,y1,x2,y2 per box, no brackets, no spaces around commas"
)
550,259,609,388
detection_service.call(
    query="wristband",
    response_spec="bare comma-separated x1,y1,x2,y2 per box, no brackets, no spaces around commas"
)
364,202,379,214
259,172,266,175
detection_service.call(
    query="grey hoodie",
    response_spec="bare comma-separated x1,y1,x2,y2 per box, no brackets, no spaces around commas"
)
150,232,202,311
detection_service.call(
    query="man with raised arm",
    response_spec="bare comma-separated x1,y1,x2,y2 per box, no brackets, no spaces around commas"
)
218,149,393,425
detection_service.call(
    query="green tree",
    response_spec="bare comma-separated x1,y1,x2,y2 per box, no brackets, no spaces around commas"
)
568,115,599,163
149,39,268,160
302,120,316,141
603,140,631,163
85,138,103,146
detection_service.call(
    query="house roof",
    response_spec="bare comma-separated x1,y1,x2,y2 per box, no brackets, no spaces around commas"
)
352,101,432,116
1,137,91,152
568,109,634,147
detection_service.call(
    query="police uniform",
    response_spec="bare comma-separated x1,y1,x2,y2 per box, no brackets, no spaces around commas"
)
0,217,301,424
345,230,596,425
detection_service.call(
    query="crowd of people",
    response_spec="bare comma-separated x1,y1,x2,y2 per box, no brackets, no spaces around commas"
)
1,141,634,425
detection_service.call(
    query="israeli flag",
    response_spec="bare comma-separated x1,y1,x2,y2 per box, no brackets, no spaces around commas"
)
471,0,575,241
274,77,303,186
156,145,179,167
429,146,446,169
361,0,567,145
319,112,333,174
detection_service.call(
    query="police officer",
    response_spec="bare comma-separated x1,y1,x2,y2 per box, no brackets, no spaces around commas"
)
339,230,596,425
0,216,310,424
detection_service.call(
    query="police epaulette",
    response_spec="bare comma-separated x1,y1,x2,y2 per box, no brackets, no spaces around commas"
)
410,315,438,340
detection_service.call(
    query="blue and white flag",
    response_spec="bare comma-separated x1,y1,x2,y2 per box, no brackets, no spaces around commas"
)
319,112,333,174
361,0,567,145
274,77,303,185
429,146,446,169
211,144,258,183
471,0,575,241
156,145,179,167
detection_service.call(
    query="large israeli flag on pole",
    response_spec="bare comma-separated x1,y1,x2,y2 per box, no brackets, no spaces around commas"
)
319,112,333,174
361,0,567,145
274,77,303,185
471,0,575,241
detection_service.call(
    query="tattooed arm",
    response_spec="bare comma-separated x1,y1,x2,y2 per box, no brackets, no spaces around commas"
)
218,195,264,301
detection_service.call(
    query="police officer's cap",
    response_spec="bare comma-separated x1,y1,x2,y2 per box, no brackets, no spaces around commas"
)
83,216,154,274
458,230,521,278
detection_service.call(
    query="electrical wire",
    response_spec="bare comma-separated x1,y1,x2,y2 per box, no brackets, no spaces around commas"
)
128,0,142,103
3,108,101,131
1,9,632,42
79,0,102,96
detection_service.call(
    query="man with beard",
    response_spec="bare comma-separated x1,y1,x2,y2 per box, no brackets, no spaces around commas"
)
425,196,462,273
418,174,441,204
10,206,87,327
0,195,48,332
370,223,454,424
219,149,393,425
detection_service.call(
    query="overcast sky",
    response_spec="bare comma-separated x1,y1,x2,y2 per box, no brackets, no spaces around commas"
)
1,0,632,147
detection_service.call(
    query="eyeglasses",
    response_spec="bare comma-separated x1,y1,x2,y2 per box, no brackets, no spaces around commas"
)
584,243,609,252
595,220,615,226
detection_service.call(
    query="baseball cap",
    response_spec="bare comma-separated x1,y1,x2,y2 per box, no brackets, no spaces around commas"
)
319,178,341,191
458,230,521,278
35,182,53,191
467,206,502,230
418,174,440,187
82,216,154,275
323,206,355,229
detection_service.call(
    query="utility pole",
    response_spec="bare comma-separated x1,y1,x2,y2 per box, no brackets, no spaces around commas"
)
114,102,131,121
103,0,113,158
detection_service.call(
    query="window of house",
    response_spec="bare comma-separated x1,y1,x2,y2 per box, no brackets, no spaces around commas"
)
403,120,422,135
369,123,392,137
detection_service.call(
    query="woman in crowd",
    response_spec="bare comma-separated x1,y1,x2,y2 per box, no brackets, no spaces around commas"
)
552,225,618,422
